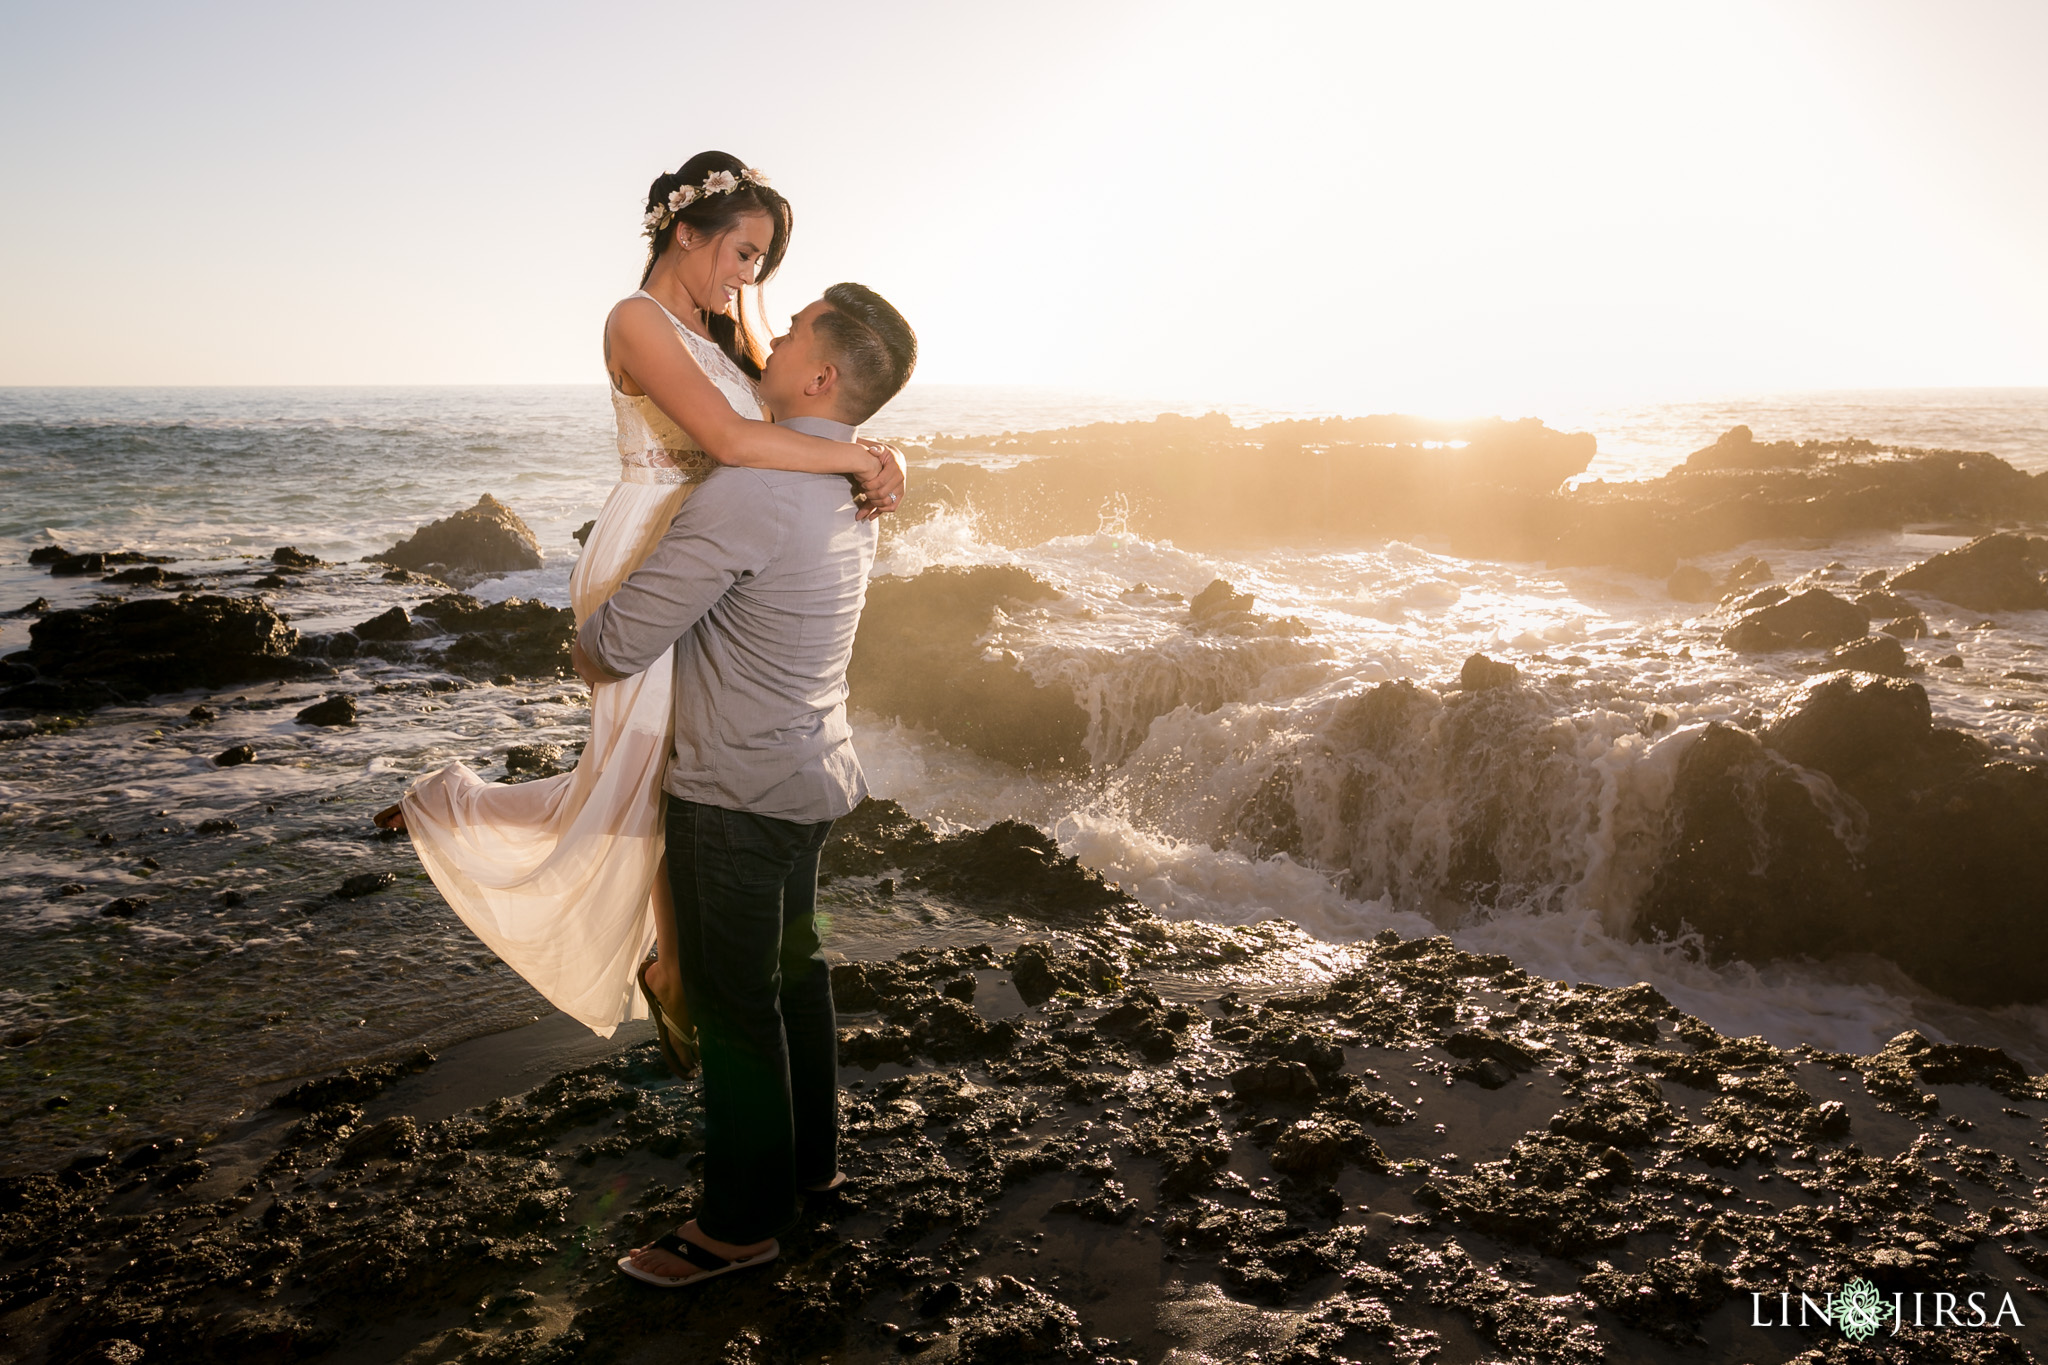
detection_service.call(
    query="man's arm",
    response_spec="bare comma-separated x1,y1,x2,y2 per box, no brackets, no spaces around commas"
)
575,470,785,680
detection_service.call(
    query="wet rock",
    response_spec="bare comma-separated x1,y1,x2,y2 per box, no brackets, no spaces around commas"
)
403,594,575,679
1457,652,1518,691
1267,1120,1347,1177
1579,1252,1733,1344
825,800,1137,925
335,871,399,899
1721,588,1869,653
47,550,164,576
213,743,257,767
503,742,563,779
1231,1059,1320,1105
10,597,51,616
26,546,69,566
101,565,189,587
1821,633,1916,675
1643,675,2048,1004
847,565,1089,771
0,594,312,709
1718,555,1773,594
195,818,238,835
371,494,543,580
1683,424,1813,471
1420,1134,1641,1256
294,693,358,726
269,1049,435,1109
99,897,147,918
1890,531,2048,612
270,546,325,570
352,605,417,642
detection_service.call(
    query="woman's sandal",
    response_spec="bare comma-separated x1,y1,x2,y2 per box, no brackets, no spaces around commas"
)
637,959,700,1079
616,1230,778,1288
373,803,407,832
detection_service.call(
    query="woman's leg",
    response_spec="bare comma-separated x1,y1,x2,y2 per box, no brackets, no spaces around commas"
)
642,853,693,1033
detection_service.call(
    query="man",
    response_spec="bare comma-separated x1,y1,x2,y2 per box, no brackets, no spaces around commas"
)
573,283,917,1288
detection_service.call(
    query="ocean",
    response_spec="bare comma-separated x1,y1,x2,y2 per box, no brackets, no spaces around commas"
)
3,382,2046,1170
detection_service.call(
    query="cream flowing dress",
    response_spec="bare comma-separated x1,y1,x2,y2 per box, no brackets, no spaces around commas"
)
400,292,764,1035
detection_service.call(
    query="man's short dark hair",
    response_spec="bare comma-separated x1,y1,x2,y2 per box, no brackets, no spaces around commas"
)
814,283,917,424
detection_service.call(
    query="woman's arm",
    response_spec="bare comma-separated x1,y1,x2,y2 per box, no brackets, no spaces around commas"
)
607,298,881,478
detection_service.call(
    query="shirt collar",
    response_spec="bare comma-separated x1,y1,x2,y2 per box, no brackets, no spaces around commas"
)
776,414,859,443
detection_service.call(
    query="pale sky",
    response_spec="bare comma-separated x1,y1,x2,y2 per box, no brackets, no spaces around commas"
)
2,0,2043,412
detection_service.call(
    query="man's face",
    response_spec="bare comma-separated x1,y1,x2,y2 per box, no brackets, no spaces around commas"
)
761,299,836,415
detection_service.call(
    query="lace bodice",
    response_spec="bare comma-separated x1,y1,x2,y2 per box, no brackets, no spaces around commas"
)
610,291,766,485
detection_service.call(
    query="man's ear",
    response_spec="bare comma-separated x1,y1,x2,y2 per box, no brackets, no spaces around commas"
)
804,363,838,400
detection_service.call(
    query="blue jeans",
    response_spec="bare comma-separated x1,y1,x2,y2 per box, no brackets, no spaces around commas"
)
664,799,838,1245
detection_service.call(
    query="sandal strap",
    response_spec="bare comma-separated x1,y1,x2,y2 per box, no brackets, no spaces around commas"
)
651,1231,733,1272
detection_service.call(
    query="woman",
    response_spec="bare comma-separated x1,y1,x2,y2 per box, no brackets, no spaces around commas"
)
377,151,902,1076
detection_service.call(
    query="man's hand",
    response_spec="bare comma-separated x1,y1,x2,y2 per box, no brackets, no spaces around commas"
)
571,638,615,689
852,440,907,521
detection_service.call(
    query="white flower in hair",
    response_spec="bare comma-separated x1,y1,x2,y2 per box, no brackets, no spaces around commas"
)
742,167,770,187
703,170,739,195
642,207,666,232
667,185,697,211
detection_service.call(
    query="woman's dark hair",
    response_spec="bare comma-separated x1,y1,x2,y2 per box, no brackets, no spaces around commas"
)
640,150,792,378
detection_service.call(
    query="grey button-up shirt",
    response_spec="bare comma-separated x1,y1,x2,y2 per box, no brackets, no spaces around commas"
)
577,414,877,823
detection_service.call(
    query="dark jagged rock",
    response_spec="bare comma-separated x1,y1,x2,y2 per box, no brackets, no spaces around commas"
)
1457,652,1518,691
0,595,315,710
10,598,51,617
47,550,166,576
571,520,595,547
1682,424,1814,471
847,566,1089,771
98,896,147,918
503,742,563,781
294,693,358,726
822,799,1137,925
352,605,417,642
101,565,189,587
5,920,2045,1365
371,494,543,581
1890,531,2048,612
269,1050,435,1110
907,415,2048,574
1822,632,1916,675
1642,674,2048,1004
25,546,69,566
269,546,324,570
213,743,256,767
1720,588,1869,652
335,871,399,899
384,594,575,680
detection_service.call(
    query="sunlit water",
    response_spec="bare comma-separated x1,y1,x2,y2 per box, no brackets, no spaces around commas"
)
3,383,2045,1168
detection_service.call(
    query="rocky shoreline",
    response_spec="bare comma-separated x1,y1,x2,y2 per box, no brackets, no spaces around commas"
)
5,805,2048,1363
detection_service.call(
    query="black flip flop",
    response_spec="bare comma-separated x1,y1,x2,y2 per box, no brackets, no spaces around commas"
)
617,1230,778,1288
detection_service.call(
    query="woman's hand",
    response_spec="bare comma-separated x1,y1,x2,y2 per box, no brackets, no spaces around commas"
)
852,440,907,521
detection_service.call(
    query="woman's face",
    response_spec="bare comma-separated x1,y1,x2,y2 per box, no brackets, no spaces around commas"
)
679,211,773,315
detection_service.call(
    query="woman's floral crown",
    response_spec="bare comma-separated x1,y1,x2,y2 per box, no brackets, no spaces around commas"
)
642,166,771,238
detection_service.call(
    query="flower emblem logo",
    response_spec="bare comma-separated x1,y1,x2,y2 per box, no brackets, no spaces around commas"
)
1835,1279,1886,1343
